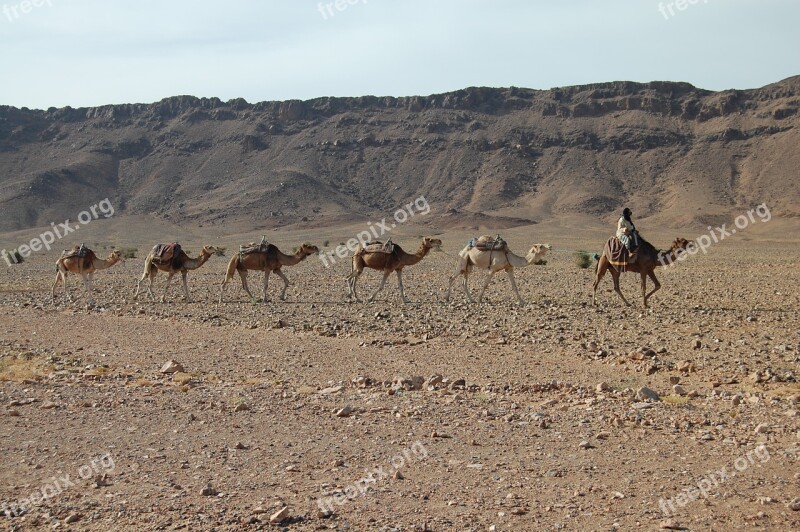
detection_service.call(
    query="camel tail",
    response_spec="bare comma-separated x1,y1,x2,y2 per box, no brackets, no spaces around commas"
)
593,252,601,274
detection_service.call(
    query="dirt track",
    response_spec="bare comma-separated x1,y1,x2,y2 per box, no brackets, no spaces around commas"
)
1,234,799,530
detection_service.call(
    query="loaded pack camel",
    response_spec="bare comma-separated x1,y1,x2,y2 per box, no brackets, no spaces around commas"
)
134,243,218,303
346,237,442,303
52,245,125,304
445,237,551,305
593,235,692,308
219,241,319,303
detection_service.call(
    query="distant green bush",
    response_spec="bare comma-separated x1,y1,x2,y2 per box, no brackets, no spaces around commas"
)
575,251,592,269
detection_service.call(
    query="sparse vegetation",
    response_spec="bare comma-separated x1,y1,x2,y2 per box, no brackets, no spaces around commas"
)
214,247,226,257
575,250,593,269
323,240,330,247
120,247,138,259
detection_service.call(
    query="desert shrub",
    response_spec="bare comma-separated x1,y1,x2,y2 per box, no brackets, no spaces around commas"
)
120,247,137,259
575,251,592,269
215,247,226,257
534,259,547,266
323,240,330,247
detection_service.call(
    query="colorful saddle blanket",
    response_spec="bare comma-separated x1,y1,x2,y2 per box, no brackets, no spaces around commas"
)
604,237,635,267
62,244,90,259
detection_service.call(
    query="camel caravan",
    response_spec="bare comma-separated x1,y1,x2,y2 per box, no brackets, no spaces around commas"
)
48,214,691,307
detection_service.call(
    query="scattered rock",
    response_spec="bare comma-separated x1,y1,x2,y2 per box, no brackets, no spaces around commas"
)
636,387,661,402
160,360,184,374
335,405,353,417
788,497,800,511
672,384,687,396
269,506,289,524
754,423,769,434
64,513,82,524
596,382,610,393
578,440,595,449
201,485,218,496
660,519,687,530
234,402,250,412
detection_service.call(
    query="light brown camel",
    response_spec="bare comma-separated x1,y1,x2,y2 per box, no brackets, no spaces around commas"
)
593,236,692,308
134,244,218,302
346,237,442,303
52,246,125,304
219,242,319,303
445,242,551,305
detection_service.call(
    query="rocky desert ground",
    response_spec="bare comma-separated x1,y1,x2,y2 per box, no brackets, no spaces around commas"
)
0,221,798,531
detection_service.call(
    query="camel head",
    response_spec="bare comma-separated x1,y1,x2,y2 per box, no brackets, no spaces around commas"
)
297,243,320,257
109,249,125,264
200,245,219,257
421,237,443,251
526,243,551,262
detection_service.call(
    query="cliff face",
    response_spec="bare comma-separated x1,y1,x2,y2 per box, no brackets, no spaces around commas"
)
1,77,798,232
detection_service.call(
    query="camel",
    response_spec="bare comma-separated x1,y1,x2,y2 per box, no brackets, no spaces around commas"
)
346,237,442,303
134,244,218,303
52,246,125,304
445,241,551,305
219,242,319,303
593,235,692,308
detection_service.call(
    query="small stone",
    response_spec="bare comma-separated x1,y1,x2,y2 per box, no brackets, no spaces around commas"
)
201,485,218,496
691,339,702,349
731,395,742,406
578,440,595,450
269,506,289,524
7,409,20,417
660,519,687,530
754,423,769,434
788,497,800,511
392,470,404,480
596,382,610,393
335,405,353,417
65,513,81,524
672,385,687,396
318,385,344,395
93,474,112,488
669,376,680,385
160,360,184,374
40,401,58,410
596,432,611,440
234,402,250,412
636,387,661,402
233,442,247,450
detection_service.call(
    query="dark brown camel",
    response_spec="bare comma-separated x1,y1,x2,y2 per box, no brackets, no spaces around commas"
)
346,237,442,303
593,236,692,308
219,242,319,303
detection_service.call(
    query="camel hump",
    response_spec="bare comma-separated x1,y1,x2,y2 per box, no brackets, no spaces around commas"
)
62,243,91,259
151,243,181,264
239,239,270,255
362,240,394,254
470,235,506,251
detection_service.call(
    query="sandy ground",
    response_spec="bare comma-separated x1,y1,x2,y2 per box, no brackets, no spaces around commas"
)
0,227,798,531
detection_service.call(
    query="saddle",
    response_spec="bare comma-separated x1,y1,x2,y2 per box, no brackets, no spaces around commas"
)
361,239,394,255
62,243,90,259
469,235,506,251
604,237,636,267
239,236,270,256
151,243,181,265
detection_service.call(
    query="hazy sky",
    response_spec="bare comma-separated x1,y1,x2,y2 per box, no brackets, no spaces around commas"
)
1,0,798,109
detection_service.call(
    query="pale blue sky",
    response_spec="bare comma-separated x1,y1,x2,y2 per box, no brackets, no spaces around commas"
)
1,0,798,109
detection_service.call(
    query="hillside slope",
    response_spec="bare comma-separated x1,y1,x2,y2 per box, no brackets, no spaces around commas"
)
1,77,798,233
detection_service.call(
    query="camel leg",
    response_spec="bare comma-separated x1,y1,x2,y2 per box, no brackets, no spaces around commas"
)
593,258,608,306
84,272,95,306
368,271,390,302
477,271,496,303
161,272,175,303
181,271,190,302
610,268,631,307
347,270,363,302
262,270,270,303
506,269,525,305
445,270,462,302
396,270,409,304
238,270,255,300
462,269,473,303
146,270,158,301
644,270,661,307
275,269,290,301
52,270,64,300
